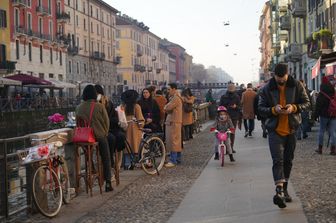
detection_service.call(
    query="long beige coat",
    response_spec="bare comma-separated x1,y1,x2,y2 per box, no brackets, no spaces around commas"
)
182,95,195,126
241,88,257,119
164,93,183,152
126,104,145,154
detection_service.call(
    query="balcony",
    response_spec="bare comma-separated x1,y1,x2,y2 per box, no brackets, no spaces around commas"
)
0,61,16,73
278,0,288,12
112,56,122,65
307,31,334,58
152,56,157,61
291,0,306,17
12,0,27,7
56,33,70,46
147,67,153,72
56,12,70,23
280,15,290,30
68,46,79,55
13,26,28,37
91,51,105,60
279,30,288,41
272,41,281,50
287,43,302,62
136,45,143,57
134,64,146,72
156,68,161,74
36,6,51,16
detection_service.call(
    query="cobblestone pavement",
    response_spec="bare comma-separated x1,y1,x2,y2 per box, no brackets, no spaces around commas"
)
291,126,336,223
75,123,215,223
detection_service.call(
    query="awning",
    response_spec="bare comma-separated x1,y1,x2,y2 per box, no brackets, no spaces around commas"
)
325,61,336,75
0,77,21,86
48,79,77,89
4,74,52,85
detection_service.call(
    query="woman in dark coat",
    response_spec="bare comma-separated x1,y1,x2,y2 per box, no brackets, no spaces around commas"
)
138,88,162,132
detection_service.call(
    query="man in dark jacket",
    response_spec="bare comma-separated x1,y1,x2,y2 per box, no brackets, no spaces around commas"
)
258,63,310,209
220,83,241,152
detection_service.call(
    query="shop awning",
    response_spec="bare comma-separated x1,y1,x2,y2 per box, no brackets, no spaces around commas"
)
4,74,52,85
48,79,77,89
0,77,21,86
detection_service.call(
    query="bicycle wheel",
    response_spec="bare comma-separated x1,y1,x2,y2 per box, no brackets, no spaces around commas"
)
220,145,225,167
58,156,71,204
140,136,166,175
33,165,63,217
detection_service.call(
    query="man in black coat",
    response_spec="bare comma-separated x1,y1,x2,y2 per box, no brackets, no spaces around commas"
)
220,83,241,152
258,63,310,209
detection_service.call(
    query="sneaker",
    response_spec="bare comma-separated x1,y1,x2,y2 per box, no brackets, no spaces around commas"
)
244,131,248,137
284,190,292,203
248,131,252,137
214,152,219,160
164,162,176,168
105,180,113,192
262,132,268,138
273,186,286,208
232,149,236,153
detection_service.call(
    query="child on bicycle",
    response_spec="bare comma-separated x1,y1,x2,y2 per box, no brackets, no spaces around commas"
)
213,106,235,162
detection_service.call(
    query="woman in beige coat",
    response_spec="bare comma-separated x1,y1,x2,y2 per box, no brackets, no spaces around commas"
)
164,83,183,167
120,90,144,167
182,88,195,141
241,83,257,137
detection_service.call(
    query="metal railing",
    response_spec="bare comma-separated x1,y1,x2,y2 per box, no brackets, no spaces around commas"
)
0,97,79,112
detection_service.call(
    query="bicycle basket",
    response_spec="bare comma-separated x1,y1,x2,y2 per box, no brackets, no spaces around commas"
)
17,143,56,165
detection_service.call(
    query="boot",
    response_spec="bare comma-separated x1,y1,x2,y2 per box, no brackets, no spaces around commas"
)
214,152,219,160
105,180,113,192
330,146,336,155
273,185,286,209
315,145,323,154
283,182,292,202
229,154,235,162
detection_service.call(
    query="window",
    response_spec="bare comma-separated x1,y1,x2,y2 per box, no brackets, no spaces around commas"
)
27,0,31,7
75,0,78,10
84,18,86,30
69,60,72,73
77,62,80,74
90,5,92,16
40,45,43,63
39,73,44,79
60,51,62,65
83,1,85,13
84,39,87,51
28,43,32,61
38,17,43,34
50,48,53,64
102,27,104,37
84,63,87,74
97,42,100,52
108,46,110,58
16,40,19,59
49,73,54,78
97,24,99,35
14,8,19,27
91,41,93,51
0,10,7,28
107,29,109,39
68,0,70,6
77,37,79,47
116,30,120,38
48,0,51,14
27,13,32,31
0,44,6,62
76,15,78,27
58,74,63,81
91,22,93,33
96,8,98,19
49,20,52,36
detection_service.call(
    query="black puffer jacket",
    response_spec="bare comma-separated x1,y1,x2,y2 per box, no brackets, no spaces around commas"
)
258,75,310,132
315,83,335,118
219,91,241,120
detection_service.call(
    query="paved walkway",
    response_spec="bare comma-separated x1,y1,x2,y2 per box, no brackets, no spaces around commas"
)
168,126,308,223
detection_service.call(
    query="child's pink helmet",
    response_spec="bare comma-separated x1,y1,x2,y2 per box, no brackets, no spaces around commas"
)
217,106,227,112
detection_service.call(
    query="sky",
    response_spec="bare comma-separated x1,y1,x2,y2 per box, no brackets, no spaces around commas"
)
107,0,267,84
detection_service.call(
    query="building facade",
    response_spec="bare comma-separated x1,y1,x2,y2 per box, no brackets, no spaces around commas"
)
8,0,67,80
116,14,169,92
183,52,193,84
64,0,119,96
0,1,16,75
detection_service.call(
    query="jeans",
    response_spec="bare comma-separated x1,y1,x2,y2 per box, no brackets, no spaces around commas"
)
243,119,255,133
170,152,182,164
318,117,336,147
96,137,112,182
268,131,296,184
296,111,309,138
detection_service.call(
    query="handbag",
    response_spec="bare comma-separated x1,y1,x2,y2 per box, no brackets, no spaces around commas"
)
73,102,96,143
183,102,193,113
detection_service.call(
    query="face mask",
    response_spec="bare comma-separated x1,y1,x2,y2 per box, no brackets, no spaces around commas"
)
97,94,102,101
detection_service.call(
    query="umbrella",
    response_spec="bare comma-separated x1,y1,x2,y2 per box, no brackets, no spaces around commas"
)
4,74,52,85
0,77,21,86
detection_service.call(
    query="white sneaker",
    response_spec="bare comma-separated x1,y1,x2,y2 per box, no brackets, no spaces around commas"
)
164,162,176,168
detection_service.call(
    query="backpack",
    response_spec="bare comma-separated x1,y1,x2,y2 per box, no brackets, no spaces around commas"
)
183,102,193,113
320,91,336,117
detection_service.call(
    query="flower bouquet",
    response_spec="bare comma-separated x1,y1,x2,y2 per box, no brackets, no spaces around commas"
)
48,113,66,129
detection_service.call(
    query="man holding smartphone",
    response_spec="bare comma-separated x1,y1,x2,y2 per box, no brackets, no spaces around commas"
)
258,64,310,208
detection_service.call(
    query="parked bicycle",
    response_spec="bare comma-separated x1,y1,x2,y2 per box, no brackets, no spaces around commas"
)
123,119,166,175
17,133,71,217
192,104,202,134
